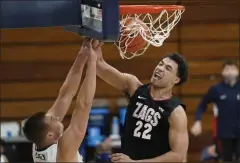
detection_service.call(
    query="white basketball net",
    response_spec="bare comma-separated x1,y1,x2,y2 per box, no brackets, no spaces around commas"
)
114,8,185,59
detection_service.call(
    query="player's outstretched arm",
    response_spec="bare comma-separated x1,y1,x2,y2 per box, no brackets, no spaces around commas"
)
47,40,89,121
57,38,99,161
136,106,188,162
191,86,217,136
92,39,142,96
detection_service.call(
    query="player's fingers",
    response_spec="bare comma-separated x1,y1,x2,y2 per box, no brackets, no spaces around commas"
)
110,154,115,158
82,37,92,48
82,37,90,45
96,41,104,49
92,39,104,50
111,155,121,162
92,39,99,48
111,153,121,157
120,155,125,160
111,153,123,159
88,38,93,49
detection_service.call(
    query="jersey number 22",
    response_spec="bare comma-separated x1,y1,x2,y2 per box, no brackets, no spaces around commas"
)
133,121,152,140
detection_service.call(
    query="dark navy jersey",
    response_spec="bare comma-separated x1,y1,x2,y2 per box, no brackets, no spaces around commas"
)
121,84,186,160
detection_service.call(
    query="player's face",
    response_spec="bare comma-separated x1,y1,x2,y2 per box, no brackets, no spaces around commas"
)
44,115,64,142
151,57,180,88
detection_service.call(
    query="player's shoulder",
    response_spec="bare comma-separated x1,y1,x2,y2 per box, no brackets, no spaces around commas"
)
172,104,186,115
32,143,58,162
135,83,151,94
124,73,142,87
168,96,186,110
126,82,147,98
33,143,57,153
169,105,187,126
124,73,143,97
135,83,150,91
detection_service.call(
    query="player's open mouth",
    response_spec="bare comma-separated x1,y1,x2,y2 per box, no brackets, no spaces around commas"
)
153,72,162,80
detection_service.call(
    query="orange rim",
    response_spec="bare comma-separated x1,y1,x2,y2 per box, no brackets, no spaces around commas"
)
120,5,185,15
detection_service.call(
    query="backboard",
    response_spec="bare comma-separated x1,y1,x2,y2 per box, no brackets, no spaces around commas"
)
0,0,120,42
65,0,120,41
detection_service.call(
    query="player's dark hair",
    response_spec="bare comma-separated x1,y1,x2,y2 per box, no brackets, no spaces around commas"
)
22,112,47,144
222,60,238,68
167,53,188,85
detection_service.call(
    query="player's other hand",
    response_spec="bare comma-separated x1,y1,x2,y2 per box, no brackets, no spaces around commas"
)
111,153,135,162
80,37,98,62
190,121,202,136
79,37,91,54
92,39,104,61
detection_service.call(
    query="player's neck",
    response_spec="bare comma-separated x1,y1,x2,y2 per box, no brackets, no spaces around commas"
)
36,141,53,151
150,85,172,100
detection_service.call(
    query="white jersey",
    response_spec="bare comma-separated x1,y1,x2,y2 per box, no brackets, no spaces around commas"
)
32,143,83,162
1,154,8,162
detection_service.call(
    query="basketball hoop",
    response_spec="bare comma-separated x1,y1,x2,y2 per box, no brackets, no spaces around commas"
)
115,5,185,59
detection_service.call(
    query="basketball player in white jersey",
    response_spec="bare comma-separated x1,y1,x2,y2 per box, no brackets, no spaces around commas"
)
23,38,101,162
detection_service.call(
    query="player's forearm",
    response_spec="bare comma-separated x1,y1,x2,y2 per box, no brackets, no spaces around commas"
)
96,59,117,81
64,60,96,151
96,59,128,92
135,151,184,162
76,60,96,108
59,53,88,98
47,53,88,120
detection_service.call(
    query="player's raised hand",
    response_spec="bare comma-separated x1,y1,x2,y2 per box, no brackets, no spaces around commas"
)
79,37,97,61
111,153,134,162
81,37,93,48
78,37,91,55
92,39,104,61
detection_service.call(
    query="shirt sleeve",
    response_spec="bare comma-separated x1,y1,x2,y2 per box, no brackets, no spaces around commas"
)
195,86,217,120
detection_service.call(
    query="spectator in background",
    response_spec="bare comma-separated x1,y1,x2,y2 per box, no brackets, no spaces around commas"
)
89,139,112,163
191,60,240,162
0,139,8,162
200,144,217,162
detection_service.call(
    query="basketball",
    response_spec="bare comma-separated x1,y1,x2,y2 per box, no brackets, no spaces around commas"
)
116,17,150,53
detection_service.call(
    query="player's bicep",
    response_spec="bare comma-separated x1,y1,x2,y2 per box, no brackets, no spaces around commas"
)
47,96,72,121
69,107,90,135
59,105,90,153
169,106,189,159
57,127,78,160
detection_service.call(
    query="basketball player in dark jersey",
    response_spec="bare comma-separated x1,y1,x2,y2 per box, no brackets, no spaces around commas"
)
92,40,189,162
